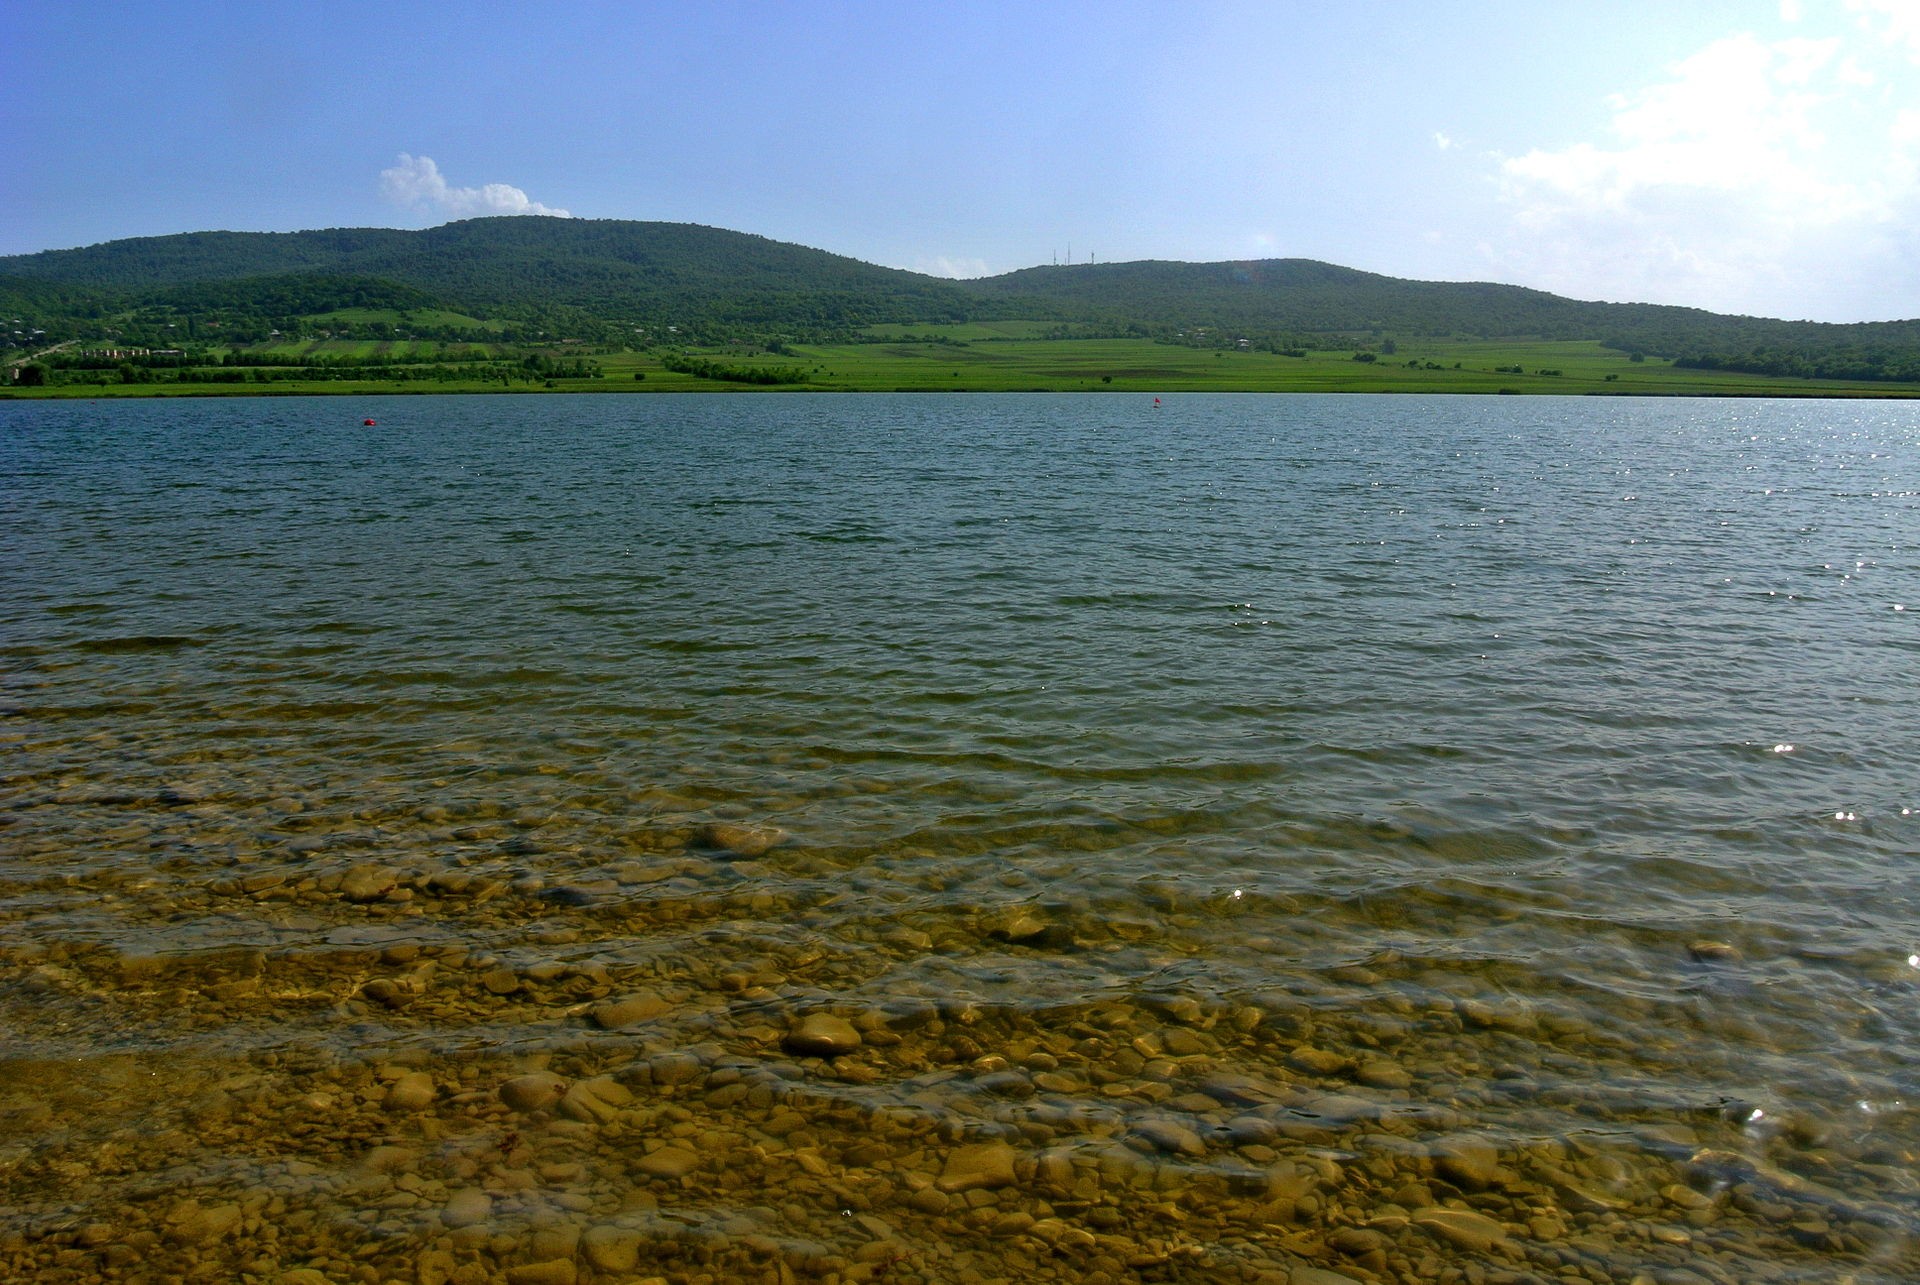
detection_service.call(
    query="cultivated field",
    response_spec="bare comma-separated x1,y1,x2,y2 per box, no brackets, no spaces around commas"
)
11,335,1920,399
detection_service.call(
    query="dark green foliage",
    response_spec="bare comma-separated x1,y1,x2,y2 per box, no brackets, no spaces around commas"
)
659,353,807,384
1673,346,1920,383
519,352,600,379
0,218,990,338
966,259,1920,369
0,227,415,288
4,218,1920,374
0,274,108,316
961,258,1602,335
149,273,437,316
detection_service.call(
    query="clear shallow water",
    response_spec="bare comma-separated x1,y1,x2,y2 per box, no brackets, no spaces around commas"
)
2,392,1918,1284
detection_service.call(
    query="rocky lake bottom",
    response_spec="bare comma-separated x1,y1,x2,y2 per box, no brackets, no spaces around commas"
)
4,773,1920,1285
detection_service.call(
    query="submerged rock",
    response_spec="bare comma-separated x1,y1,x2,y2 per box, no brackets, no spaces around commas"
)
1413,1206,1508,1253
697,821,787,858
559,1075,632,1124
500,1072,568,1113
938,1140,1019,1192
1130,1118,1206,1156
165,1200,241,1245
1431,1134,1505,1191
592,990,670,1029
441,1188,492,1229
785,1013,862,1057
340,864,399,902
384,1071,436,1112
582,1224,645,1273
635,1145,701,1179
983,906,1052,944
1288,1046,1348,1076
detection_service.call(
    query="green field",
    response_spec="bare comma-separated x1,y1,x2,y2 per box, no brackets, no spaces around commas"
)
11,336,1920,400
857,320,1073,340
595,337,1920,397
231,339,505,362
306,307,507,332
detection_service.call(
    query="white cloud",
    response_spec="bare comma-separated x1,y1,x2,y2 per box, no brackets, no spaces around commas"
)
914,255,991,279
1433,131,1454,151
1847,0,1920,62
1489,25,1920,319
380,154,571,220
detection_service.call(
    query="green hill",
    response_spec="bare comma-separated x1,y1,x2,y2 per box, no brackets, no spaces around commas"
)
5,217,1920,380
0,218,987,332
968,257,1673,335
964,259,1920,378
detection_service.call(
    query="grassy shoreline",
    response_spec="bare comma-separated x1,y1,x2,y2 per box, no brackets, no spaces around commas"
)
9,336,1920,400
8,383,1916,400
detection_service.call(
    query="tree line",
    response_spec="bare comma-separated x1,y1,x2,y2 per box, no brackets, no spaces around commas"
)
659,353,808,384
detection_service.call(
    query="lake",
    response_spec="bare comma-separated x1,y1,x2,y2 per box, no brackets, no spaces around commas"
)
2,392,1917,1284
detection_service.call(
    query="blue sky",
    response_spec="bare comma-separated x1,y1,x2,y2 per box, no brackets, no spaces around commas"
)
6,1,1918,321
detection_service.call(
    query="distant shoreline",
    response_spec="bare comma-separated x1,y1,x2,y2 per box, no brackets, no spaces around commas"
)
12,333,1920,400
7,384,1917,402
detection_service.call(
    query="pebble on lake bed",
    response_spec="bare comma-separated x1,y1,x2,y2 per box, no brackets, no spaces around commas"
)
635,1144,701,1179
504,1262,578,1285
382,1070,435,1112
559,1075,632,1124
1130,1117,1207,1156
581,1224,646,1273
937,1140,1019,1192
591,989,671,1028
164,1199,241,1245
339,864,400,902
499,1071,568,1112
784,1012,862,1057
1431,1134,1505,1191
440,1187,492,1229
1413,1205,1509,1253
696,821,788,857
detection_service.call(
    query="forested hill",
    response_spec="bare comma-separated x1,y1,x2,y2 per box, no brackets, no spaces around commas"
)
969,258,1700,338
966,259,1920,375
0,219,987,329
7,217,1920,376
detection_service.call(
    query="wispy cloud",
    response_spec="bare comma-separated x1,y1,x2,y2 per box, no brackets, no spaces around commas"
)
1846,0,1920,62
914,255,991,279
380,154,571,220
1485,22,1920,319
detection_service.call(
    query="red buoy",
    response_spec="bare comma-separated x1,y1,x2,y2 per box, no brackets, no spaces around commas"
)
362,418,377,426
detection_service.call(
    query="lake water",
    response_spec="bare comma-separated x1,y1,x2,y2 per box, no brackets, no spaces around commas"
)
2,392,1917,1284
